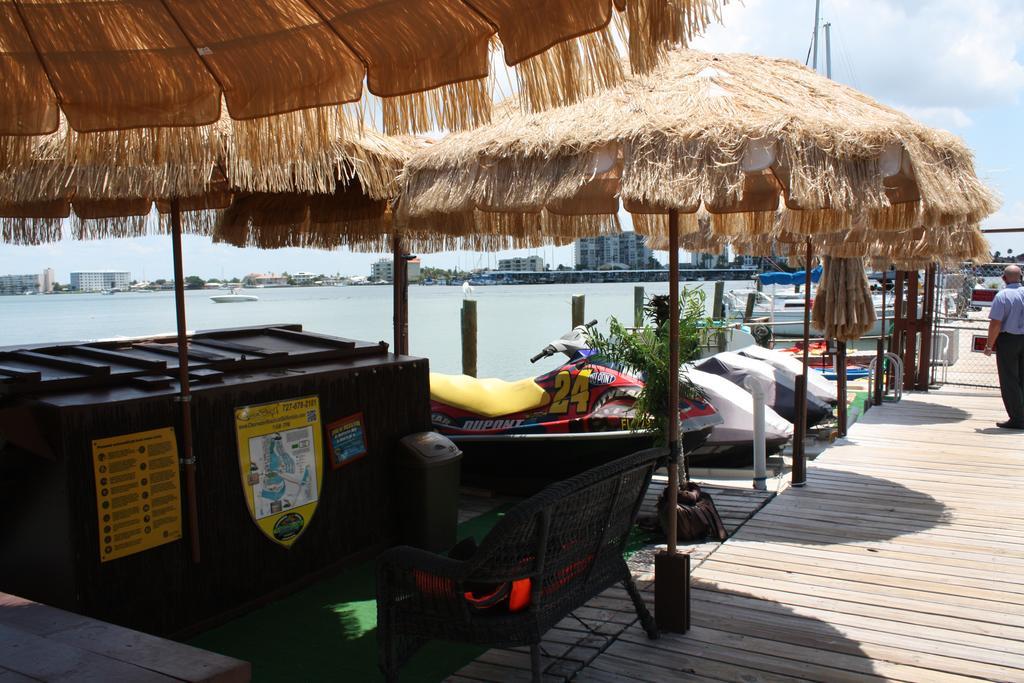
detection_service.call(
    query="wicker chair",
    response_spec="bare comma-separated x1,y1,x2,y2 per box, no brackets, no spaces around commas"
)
376,447,665,682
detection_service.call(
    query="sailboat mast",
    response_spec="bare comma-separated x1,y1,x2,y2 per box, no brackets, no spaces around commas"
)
811,0,821,70
824,22,832,79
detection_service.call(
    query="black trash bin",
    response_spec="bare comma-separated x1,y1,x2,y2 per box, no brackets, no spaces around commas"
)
398,432,462,551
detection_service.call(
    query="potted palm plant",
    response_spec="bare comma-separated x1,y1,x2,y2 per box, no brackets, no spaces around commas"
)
589,289,727,544
588,290,711,448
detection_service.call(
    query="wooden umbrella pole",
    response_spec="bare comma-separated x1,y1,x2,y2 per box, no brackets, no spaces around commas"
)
392,234,408,355
667,208,681,551
875,269,887,406
792,237,813,487
655,207,689,633
916,264,936,390
836,340,848,437
170,199,201,564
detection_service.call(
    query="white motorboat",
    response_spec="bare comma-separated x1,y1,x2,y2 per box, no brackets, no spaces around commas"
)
726,287,892,337
210,288,259,303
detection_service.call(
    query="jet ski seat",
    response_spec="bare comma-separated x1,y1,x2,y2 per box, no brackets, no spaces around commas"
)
430,373,549,418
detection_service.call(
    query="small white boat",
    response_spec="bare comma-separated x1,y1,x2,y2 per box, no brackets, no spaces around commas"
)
726,287,891,337
210,287,258,303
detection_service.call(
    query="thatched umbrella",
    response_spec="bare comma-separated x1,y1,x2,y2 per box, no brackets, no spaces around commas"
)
0,0,724,158
399,48,998,626
0,122,413,562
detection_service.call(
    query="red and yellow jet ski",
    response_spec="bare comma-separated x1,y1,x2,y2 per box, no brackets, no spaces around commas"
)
430,321,721,493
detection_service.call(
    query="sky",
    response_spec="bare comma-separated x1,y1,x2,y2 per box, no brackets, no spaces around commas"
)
1,0,1022,283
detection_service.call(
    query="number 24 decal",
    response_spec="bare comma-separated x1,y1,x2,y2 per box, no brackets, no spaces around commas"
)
550,369,591,414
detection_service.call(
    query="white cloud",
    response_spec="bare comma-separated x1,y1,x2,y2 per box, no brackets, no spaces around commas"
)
692,0,1024,115
896,105,973,130
985,199,1024,229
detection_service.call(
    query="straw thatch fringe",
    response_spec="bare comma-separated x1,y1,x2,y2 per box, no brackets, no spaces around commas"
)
401,209,620,249
901,134,1001,223
778,207,853,236
157,210,219,238
380,79,493,136
775,144,887,214
71,206,218,242
71,214,150,241
630,211,702,239
211,205,611,254
515,27,624,113
396,231,579,255
0,159,219,206
476,210,621,239
214,214,388,251
225,128,408,199
638,215,725,252
214,185,388,250
0,217,64,245
622,0,727,73
0,201,220,244
727,219,989,266
226,106,365,194
401,151,607,218
863,201,923,232
0,110,412,252
46,120,219,199
811,256,877,341
621,135,746,212
709,210,776,236
0,136,36,167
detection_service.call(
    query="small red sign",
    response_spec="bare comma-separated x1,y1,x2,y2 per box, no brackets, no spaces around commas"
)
971,288,997,304
972,335,989,352
325,413,368,470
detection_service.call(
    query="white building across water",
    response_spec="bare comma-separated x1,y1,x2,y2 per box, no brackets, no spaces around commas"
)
0,268,56,295
497,255,545,272
371,258,421,283
574,234,653,270
70,271,131,292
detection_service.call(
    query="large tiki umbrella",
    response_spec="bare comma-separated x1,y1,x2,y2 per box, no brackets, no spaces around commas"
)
0,123,413,562
0,0,724,155
399,48,998,628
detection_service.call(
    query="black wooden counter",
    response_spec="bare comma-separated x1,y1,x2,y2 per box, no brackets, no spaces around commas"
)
0,325,430,635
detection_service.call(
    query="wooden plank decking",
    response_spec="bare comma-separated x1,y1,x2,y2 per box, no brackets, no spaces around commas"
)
452,387,1024,682
0,593,250,682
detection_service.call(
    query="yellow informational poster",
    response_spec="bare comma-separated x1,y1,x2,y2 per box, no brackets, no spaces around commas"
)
91,427,183,563
235,396,323,548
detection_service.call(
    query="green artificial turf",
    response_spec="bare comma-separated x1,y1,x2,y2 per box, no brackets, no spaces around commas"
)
189,504,513,682
847,389,871,429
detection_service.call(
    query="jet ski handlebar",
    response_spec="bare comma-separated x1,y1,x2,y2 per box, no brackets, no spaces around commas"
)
530,349,552,363
530,320,599,363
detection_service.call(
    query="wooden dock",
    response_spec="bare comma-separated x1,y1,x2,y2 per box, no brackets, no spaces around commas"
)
0,593,249,682
451,387,1024,682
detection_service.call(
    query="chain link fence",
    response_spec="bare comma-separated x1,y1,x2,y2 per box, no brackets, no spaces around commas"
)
931,263,1005,388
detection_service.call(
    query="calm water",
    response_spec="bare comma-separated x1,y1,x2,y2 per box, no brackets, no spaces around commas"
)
1,281,747,380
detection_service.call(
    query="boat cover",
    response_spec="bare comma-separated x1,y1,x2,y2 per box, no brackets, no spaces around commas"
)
684,366,792,446
694,352,832,426
736,344,838,404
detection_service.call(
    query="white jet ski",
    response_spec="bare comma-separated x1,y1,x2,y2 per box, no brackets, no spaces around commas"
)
694,352,833,427
736,344,838,405
684,365,793,467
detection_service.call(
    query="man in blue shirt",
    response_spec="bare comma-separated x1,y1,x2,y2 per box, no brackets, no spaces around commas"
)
985,264,1024,428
